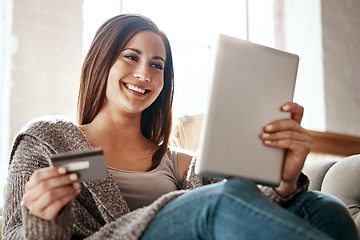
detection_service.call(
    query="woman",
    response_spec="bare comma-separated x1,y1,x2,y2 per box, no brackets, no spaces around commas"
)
3,14,357,240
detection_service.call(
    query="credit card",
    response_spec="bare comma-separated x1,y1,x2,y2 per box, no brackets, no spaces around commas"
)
51,148,107,182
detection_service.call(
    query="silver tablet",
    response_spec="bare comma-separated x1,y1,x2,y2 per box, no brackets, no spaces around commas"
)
195,34,299,186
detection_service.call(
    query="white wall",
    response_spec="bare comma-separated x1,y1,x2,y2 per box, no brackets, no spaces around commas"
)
322,0,360,136
0,0,84,206
0,0,13,207
274,0,360,136
10,0,83,141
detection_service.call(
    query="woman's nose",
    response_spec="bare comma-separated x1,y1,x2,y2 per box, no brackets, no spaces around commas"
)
133,63,151,82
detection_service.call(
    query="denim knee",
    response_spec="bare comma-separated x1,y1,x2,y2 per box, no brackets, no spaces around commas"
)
288,191,358,240
289,191,348,218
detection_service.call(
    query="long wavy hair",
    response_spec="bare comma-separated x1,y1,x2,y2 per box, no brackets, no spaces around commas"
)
77,14,174,170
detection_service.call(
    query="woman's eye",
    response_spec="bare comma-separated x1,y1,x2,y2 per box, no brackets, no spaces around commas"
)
151,63,164,70
125,55,138,61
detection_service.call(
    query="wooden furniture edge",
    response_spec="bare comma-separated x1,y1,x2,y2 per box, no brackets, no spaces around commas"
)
308,130,360,157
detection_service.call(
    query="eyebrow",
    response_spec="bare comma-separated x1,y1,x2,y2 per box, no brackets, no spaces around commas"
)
124,48,165,63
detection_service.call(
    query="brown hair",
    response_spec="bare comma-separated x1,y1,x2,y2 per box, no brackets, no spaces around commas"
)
78,14,174,170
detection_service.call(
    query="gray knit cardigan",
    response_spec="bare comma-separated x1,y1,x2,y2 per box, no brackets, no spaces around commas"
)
2,116,308,240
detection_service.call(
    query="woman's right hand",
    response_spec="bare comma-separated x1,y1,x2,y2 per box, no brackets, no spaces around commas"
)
22,166,81,220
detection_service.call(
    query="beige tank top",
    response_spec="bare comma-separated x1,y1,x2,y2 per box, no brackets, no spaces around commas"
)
107,147,180,211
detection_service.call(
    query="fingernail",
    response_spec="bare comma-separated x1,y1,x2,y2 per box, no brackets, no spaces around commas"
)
69,173,78,181
264,140,272,145
58,167,67,174
265,125,273,131
262,133,270,138
282,104,290,111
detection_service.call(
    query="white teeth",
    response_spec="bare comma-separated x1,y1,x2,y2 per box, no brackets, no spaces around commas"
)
126,84,146,94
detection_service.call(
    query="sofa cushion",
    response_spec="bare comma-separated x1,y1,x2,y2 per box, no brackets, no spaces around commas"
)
302,160,337,191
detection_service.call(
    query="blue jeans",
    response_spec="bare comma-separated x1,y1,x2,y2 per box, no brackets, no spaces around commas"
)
141,178,357,240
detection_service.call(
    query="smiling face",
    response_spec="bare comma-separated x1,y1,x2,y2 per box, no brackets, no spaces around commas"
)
104,30,167,116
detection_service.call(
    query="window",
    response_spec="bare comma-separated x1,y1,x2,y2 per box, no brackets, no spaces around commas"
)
83,0,122,57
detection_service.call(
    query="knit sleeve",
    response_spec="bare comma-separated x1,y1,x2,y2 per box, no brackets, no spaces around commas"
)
258,172,310,207
178,155,223,190
3,134,75,240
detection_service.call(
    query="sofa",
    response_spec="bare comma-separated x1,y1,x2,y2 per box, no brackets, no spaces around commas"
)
303,154,360,239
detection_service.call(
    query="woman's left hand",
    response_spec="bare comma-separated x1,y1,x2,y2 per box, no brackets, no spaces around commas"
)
259,102,312,198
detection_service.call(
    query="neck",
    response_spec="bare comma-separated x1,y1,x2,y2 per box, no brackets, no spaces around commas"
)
82,106,147,148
